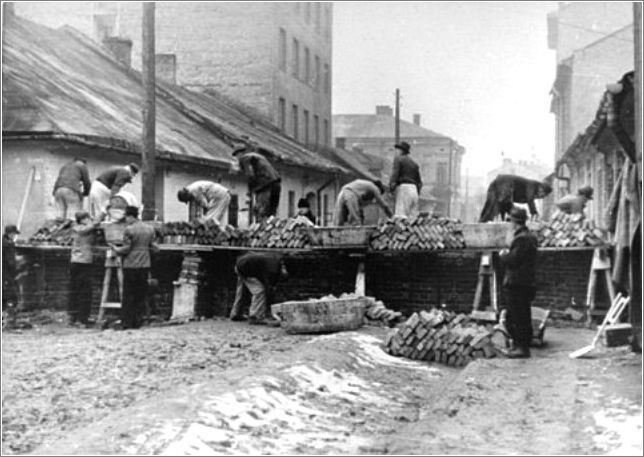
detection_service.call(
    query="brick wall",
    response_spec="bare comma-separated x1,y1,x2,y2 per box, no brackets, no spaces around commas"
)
17,247,603,321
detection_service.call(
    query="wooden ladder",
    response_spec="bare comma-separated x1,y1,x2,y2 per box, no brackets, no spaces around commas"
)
586,247,616,327
97,253,123,322
471,250,498,321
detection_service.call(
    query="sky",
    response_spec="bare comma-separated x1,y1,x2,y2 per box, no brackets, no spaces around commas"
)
332,1,558,178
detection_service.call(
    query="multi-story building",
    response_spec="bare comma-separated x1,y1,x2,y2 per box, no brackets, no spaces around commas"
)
333,106,466,218
546,2,634,225
12,2,334,147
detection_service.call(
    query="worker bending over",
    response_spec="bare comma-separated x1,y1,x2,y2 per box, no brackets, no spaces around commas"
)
89,163,139,220
229,252,288,326
177,181,231,226
232,145,281,221
52,157,91,221
333,179,393,226
555,186,593,215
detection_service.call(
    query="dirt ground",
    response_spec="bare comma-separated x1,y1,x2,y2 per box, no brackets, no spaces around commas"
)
1,313,642,455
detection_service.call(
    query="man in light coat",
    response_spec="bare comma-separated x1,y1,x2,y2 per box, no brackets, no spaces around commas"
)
333,179,393,226
177,181,231,226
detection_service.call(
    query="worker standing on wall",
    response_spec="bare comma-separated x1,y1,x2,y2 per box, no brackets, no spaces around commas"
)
499,207,539,359
389,141,422,218
333,179,393,226
52,157,92,221
295,198,316,225
68,211,100,327
177,180,231,226
555,186,593,215
232,145,281,222
89,163,139,220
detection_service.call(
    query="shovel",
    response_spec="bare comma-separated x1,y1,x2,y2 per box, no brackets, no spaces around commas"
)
569,293,630,359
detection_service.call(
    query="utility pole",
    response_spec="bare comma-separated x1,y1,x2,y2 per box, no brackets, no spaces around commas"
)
463,169,469,222
447,142,453,218
394,88,400,144
141,2,156,221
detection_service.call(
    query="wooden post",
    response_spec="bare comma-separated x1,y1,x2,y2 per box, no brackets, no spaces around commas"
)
394,88,400,144
141,2,156,221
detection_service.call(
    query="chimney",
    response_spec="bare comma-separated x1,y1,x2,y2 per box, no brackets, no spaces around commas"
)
155,53,177,84
375,105,393,116
103,37,133,68
413,114,421,126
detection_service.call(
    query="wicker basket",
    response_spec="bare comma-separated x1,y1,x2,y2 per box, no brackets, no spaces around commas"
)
312,226,375,247
272,297,368,334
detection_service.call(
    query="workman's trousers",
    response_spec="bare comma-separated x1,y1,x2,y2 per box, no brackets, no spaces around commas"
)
121,268,149,330
255,182,281,221
89,181,111,220
229,271,268,321
69,262,93,324
502,285,535,349
204,192,231,226
333,189,363,226
54,187,83,221
394,184,419,218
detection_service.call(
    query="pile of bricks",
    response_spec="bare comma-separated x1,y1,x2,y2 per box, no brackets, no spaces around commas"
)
158,221,245,246
384,309,498,367
28,220,94,246
370,215,466,251
364,296,404,327
533,211,607,248
241,217,315,249
177,254,205,284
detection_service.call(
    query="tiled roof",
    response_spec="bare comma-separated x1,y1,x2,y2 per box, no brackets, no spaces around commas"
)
333,114,449,139
2,16,349,175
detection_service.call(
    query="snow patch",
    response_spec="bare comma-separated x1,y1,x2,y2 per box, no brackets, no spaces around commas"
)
592,403,643,456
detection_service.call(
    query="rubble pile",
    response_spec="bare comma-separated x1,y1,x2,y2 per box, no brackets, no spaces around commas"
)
370,215,466,251
384,309,498,367
533,211,607,248
242,217,315,248
158,221,244,246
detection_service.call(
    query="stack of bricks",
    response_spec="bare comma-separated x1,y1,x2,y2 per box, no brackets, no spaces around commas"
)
241,217,315,249
532,211,607,248
177,254,205,284
29,220,75,246
364,296,404,327
370,215,466,251
159,221,244,246
384,309,498,367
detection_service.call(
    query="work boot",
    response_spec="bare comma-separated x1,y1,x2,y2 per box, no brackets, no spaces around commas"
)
230,314,246,322
505,346,531,359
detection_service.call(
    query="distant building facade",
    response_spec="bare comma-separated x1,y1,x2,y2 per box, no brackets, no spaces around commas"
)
12,2,334,147
333,107,466,218
546,2,634,224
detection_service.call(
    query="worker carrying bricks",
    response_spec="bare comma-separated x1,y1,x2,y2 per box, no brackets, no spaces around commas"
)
52,157,91,221
89,163,139,220
109,206,159,330
232,144,281,222
555,186,593,215
229,252,288,326
333,179,393,226
177,180,231,226
389,141,422,218
499,207,539,358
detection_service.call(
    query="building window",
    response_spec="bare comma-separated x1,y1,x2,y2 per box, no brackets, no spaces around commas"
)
279,28,287,71
324,63,330,94
292,104,299,140
303,110,310,145
315,55,320,89
304,47,310,83
305,2,311,23
315,2,321,32
228,194,239,227
323,119,329,146
313,114,319,147
288,191,296,217
278,97,286,131
292,38,300,79
437,163,448,186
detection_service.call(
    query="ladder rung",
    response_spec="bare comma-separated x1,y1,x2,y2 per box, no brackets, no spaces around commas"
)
101,302,122,308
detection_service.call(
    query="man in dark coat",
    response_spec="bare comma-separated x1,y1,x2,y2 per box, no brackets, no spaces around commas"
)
229,252,288,326
2,224,20,312
499,207,539,358
53,157,91,221
110,206,158,329
68,211,100,326
232,146,281,221
296,198,316,225
389,141,422,218
89,163,139,220
479,174,552,222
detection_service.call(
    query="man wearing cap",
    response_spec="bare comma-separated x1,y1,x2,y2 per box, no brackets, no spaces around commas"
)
333,179,393,226
177,181,231,226
555,186,593,215
68,211,100,326
2,224,20,314
389,141,422,218
89,163,139,220
499,207,539,358
232,146,281,221
52,157,92,221
295,198,316,225
109,206,158,330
